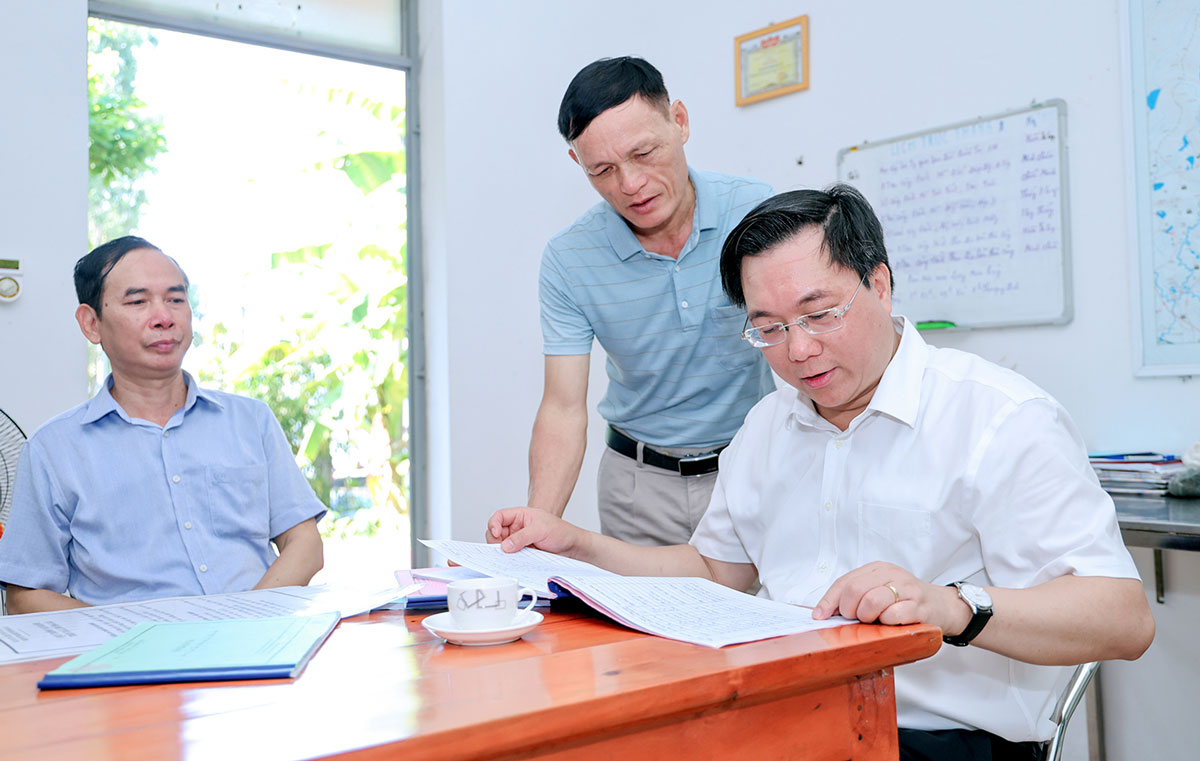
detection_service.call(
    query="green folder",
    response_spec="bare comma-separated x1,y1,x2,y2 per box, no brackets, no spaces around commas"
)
37,612,339,690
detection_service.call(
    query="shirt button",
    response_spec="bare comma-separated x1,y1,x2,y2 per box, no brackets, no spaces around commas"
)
818,562,829,572
824,501,833,512
681,300,689,308
199,564,208,573
184,522,193,530
834,439,844,449
674,265,680,272
172,475,181,483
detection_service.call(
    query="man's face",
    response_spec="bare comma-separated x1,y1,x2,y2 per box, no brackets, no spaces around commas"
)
76,248,193,382
741,228,898,429
568,95,692,238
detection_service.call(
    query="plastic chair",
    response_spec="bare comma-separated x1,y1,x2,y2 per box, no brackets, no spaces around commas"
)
1042,661,1100,761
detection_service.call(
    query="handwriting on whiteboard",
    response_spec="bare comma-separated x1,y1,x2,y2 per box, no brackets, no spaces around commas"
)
841,106,1067,325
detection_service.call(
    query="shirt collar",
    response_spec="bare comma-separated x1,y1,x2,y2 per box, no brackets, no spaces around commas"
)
608,166,705,261
79,371,221,426
785,316,927,432
692,168,718,232
187,371,224,411
79,375,123,425
863,316,927,429
784,390,828,432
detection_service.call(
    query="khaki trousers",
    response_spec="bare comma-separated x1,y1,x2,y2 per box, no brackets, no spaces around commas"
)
596,446,719,547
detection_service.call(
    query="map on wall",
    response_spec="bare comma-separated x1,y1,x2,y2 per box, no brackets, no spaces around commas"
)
1128,0,1200,374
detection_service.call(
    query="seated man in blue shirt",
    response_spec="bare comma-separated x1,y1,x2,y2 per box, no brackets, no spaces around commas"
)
0,236,325,613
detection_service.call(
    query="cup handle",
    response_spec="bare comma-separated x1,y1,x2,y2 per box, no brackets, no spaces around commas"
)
518,587,538,614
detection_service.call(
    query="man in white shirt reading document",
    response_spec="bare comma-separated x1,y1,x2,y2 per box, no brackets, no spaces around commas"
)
488,185,1154,760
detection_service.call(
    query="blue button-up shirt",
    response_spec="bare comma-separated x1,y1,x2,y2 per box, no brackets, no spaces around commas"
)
0,373,326,605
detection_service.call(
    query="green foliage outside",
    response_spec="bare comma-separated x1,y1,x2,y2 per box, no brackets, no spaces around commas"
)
88,19,166,247
192,90,410,540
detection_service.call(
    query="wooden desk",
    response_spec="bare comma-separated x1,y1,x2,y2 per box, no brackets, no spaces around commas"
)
0,607,940,761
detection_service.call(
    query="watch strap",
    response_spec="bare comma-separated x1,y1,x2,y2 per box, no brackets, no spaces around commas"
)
942,582,993,647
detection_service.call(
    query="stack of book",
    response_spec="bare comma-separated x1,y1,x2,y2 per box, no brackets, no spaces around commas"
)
1089,452,1185,497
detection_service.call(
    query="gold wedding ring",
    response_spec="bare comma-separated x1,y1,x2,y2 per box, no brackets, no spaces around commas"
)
885,583,901,604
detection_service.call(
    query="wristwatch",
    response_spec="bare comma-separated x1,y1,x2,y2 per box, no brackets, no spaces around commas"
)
943,581,993,647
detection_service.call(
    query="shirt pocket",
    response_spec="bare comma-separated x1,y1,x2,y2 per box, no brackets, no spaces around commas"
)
857,502,934,570
702,304,759,371
206,465,270,540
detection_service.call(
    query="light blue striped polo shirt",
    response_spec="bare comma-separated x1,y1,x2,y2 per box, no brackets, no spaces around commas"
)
539,168,775,449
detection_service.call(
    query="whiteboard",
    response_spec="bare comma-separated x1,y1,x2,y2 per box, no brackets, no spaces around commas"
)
837,101,1072,329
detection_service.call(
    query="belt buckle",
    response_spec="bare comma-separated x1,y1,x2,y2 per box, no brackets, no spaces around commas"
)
677,453,718,477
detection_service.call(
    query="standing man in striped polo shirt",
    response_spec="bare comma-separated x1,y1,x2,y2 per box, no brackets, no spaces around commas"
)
527,57,775,546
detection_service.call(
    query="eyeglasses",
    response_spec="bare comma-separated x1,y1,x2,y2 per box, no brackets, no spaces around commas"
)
741,278,867,348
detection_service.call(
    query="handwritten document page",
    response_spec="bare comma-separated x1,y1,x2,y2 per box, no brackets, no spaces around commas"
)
420,539,617,597
421,540,852,647
0,584,402,665
555,575,851,648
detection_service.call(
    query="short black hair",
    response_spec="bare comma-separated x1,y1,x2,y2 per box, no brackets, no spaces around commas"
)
557,56,670,141
75,235,183,317
719,184,894,308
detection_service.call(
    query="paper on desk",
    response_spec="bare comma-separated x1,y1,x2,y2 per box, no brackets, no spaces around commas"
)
374,579,432,611
0,583,403,665
421,539,854,647
412,566,489,583
420,538,616,597
553,575,853,648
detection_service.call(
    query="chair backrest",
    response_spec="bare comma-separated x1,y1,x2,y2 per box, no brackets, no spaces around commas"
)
1042,661,1100,761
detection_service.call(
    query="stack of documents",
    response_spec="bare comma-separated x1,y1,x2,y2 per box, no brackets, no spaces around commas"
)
0,584,407,666
1089,452,1185,496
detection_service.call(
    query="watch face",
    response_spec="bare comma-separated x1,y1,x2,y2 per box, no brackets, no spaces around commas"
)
958,582,993,609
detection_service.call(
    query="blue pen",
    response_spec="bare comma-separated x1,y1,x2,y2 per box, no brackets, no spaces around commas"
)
1089,452,1179,462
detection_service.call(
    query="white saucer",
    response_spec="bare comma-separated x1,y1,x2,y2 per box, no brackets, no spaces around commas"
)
421,610,544,646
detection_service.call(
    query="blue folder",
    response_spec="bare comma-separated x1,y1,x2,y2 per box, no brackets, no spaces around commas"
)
38,612,339,690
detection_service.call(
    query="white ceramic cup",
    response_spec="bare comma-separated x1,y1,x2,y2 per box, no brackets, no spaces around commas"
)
446,577,537,630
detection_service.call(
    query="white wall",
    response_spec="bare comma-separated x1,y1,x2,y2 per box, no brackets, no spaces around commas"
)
421,0,1200,533
420,1,1198,758
0,2,90,434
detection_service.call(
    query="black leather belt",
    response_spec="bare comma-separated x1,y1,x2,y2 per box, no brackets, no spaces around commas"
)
605,425,727,477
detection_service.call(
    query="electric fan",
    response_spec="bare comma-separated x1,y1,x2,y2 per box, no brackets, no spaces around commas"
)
0,407,27,538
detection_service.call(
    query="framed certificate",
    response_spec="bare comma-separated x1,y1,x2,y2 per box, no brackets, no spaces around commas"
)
735,15,810,107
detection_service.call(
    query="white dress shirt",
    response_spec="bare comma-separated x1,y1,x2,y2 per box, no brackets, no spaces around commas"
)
691,317,1139,742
